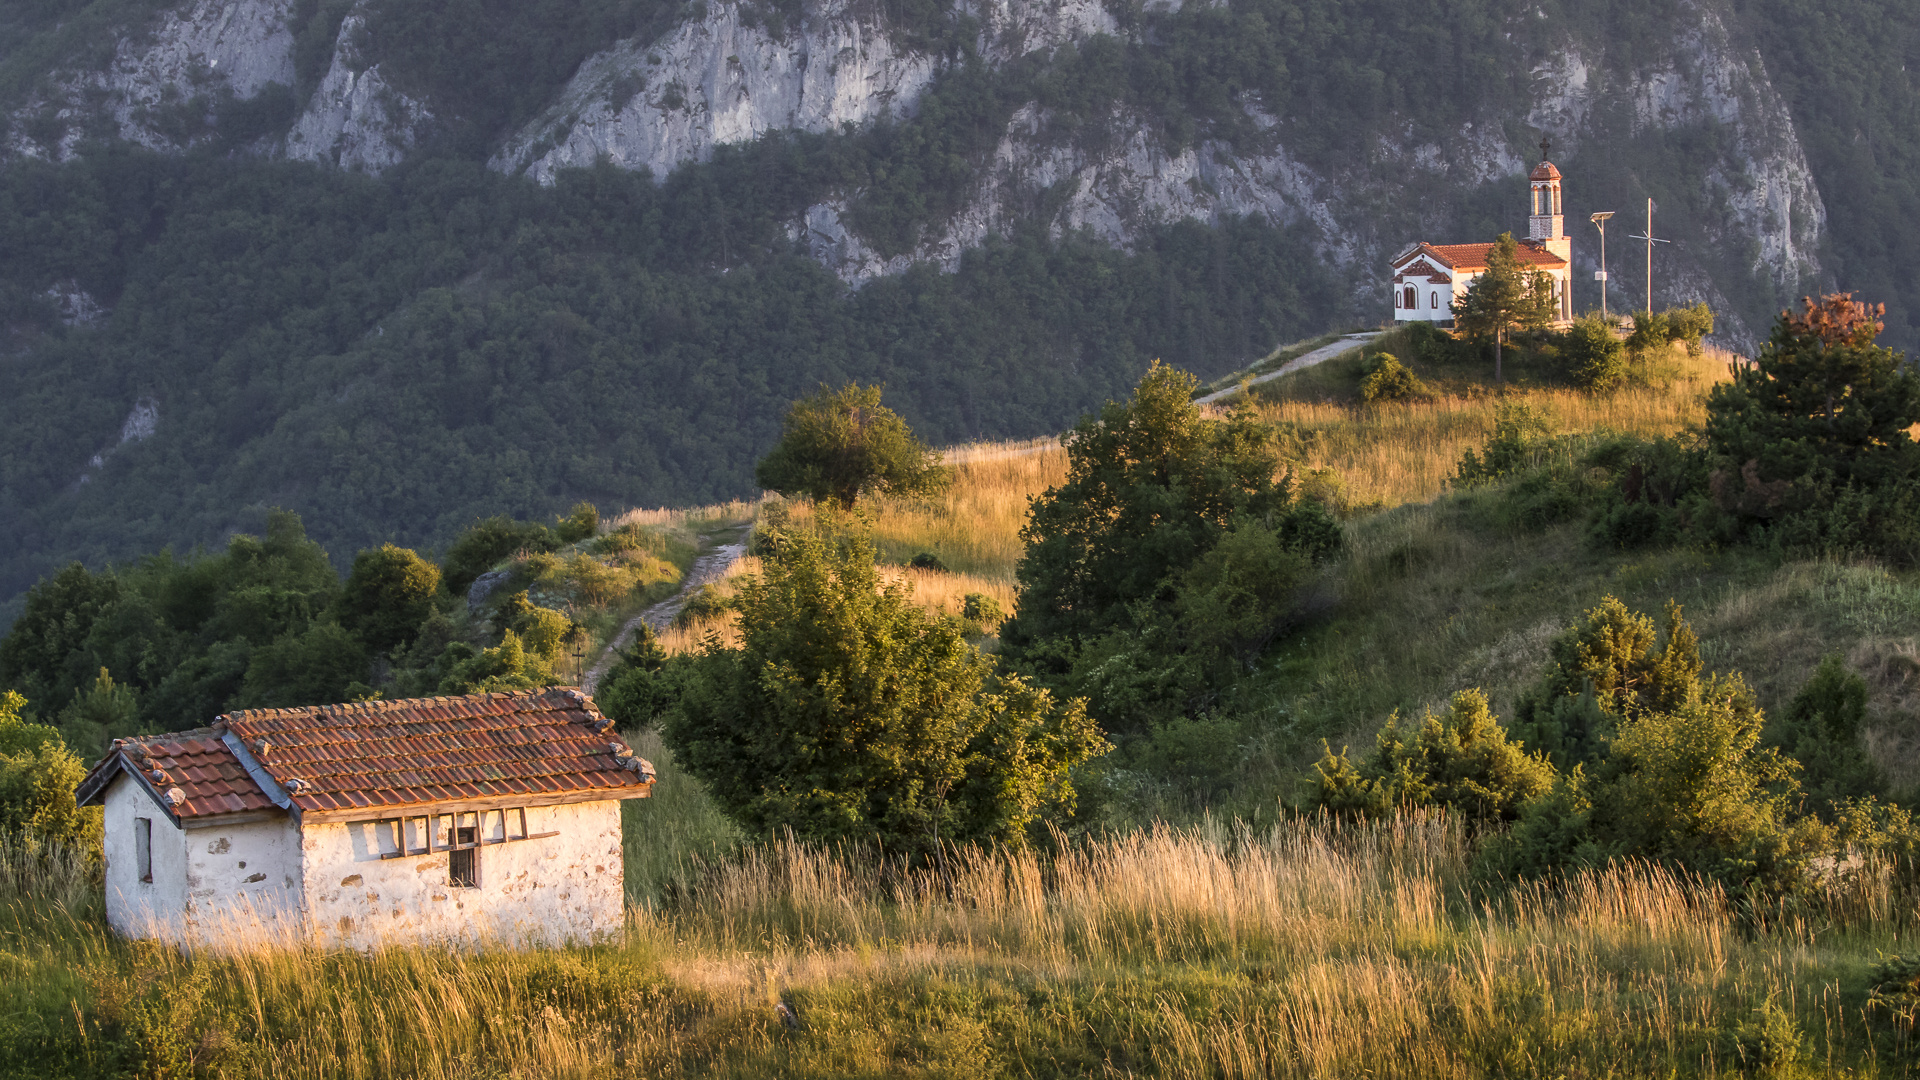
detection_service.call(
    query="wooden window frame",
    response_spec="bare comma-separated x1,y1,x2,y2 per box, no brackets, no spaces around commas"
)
136,816,152,884
376,807,558,861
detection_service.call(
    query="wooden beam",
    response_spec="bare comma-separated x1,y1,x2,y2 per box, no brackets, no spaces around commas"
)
300,786,650,825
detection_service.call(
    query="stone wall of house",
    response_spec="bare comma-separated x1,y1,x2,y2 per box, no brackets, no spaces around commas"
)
302,799,627,949
102,777,191,938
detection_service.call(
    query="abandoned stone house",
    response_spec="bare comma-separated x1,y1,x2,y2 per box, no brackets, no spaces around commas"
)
74,687,655,947
1390,147,1575,328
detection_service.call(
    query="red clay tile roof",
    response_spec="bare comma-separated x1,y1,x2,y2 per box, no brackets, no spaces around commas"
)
220,687,651,816
76,687,651,822
1530,160,1562,181
1417,241,1567,271
76,727,276,822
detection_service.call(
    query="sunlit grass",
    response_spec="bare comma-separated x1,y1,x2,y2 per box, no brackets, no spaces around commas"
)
5,816,1906,1077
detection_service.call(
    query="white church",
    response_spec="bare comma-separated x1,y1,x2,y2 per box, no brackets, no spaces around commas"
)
1389,146,1575,328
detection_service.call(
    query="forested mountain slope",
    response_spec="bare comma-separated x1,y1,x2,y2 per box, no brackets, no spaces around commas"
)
0,0,1915,618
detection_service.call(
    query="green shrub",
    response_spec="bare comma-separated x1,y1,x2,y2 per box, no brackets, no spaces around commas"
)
960,592,1003,631
666,528,1107,852
555,502,600,545
0,691,101,853
1450,403,1556,488
1310,689,1554,825
1510,597,1702,766
1357,353,1428,403
672,583,732,628
909,551,949,572
1562,314,1627,390
1769,654,1884,811
442,516,559,600
333,544,441,655
235,623,370,708
54,667,139,763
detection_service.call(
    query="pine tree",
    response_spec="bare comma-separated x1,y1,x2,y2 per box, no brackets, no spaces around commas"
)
1451,233,1557,384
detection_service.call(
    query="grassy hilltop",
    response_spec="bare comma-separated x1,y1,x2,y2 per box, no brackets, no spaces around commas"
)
9,326,1920,1076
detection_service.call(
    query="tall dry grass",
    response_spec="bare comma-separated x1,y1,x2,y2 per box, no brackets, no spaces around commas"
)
863,438,1069,580
14,815,1900,1077
1248,346,1736,509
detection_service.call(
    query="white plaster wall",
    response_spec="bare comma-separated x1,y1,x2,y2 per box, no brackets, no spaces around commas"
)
184,815,304,932
101,777,189,939
303,801,626,949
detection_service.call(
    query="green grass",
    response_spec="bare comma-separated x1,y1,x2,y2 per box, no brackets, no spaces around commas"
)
3,812,1912,1078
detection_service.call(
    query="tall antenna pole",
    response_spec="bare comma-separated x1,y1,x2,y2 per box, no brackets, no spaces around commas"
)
1590,211,1615,318
1627,198,1671,314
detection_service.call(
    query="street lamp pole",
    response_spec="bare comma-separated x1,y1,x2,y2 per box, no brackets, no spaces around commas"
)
1589,211,1615,319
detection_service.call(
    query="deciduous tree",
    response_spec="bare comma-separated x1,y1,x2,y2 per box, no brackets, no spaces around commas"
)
665,528,1106,852
755,384,948,510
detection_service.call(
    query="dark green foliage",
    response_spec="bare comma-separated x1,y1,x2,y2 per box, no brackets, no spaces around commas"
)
1625,303,1714,360
442,516,560,600
0,563,121,717
671,583,731,628
0,690,100,851
235,622,370,709
52,667,138,763
665,528,1107,852
1510,596,1702,767
1356,353,1428,403
0,145,1336,614
755,384,949,510
1172,516,1317,671
959,592,1002,632
1006,363,1335,652
1309,689,1553,825
909,552,949,572
0,511,340,729
554,503,601,545
1562,314,1627,390
1450,233,1557,383
1450,403,1556,489
1769,654,1884,812
596,623,688,729
332,544,441,655
1702,295,1920,561
437,630,551,694
1491,598,1836,895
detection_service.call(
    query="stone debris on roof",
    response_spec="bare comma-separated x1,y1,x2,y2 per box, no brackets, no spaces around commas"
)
76,687,652,821
83,727,278,820
218,687,652,815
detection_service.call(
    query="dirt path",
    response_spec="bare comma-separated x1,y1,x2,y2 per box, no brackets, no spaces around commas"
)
1194,332,1384,405
582,526,750,694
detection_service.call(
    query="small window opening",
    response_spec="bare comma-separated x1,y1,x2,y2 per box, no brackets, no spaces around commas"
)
449,824,479,888
136,817,152,884
1432,291,1441,310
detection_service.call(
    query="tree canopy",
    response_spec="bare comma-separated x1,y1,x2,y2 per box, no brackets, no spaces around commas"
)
754,384,950,510
1451,233,1557,383
664,527,1106,852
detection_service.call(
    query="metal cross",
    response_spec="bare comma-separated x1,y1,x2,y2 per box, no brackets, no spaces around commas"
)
1627,197,1671,313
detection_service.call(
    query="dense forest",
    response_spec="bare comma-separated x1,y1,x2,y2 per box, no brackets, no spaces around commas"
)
0,0,1916,622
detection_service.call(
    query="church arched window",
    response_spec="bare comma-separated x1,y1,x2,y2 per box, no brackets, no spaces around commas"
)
1431,291,1440,310
1403,286,1416,310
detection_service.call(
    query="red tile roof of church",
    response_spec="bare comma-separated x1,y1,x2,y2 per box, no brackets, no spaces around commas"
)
1530,160,1562,181
1410,242,1567,271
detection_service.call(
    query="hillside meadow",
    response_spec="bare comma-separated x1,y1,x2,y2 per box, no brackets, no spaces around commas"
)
11,329,1920,1076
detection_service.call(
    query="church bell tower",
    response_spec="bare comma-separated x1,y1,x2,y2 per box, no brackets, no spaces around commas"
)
1528,138,1570,262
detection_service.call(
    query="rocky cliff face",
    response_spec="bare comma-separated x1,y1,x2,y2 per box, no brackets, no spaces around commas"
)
1,0,1833,346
